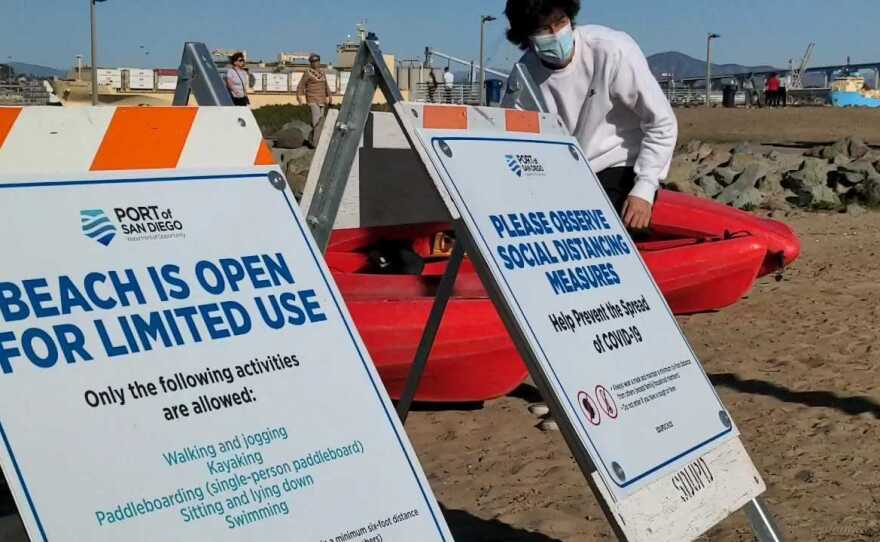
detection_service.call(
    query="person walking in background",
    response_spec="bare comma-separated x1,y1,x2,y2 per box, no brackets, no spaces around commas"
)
779,72,789,107
225,52,251,106
297,53,332,134
504,0,677,230
428,69,439,103
751,73,766,107
443,67,455,103
743,75,756,108
766,73,781,107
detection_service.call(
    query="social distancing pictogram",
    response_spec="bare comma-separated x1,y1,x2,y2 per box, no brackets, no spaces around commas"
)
596,385,618,419
578,391,602,426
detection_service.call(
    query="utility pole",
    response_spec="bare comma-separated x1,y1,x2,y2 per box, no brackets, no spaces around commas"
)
89,0,108,105
705,33,721,107
479,15,497,106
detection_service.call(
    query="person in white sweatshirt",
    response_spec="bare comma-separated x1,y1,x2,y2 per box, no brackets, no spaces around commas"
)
504,0,677,230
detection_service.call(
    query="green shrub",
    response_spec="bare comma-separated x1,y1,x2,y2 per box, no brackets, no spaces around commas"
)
252,104,313,136
253,102,388,136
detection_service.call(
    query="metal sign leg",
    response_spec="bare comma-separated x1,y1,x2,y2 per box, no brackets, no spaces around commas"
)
172,42,233,107
395,236,466,423
305,48,379,252
744,497,785,542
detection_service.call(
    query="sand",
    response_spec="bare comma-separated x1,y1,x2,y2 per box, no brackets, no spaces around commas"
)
406,209,880,541
676,107,880,146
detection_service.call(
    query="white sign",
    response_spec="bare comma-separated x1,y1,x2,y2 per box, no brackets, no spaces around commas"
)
339,72,351,94
413,130,737,500
265,73,289,92
127,69,155,91
250,73,265,92
0,169,452,541
157,75,178,91
326,73,338,95
96,69,122,89
594,437,765,541
289,72,303,92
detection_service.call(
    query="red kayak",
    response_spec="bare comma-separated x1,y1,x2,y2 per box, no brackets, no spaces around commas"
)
652,190,800,277
637,235,766,315
327,235,767,316
345,298,526,402
327,191,799,402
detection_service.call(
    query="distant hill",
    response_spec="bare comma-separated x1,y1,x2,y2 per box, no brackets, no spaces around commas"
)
647,51,779,79
6,62,67,79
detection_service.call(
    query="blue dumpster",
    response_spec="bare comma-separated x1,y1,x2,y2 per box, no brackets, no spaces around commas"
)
484,79,504,106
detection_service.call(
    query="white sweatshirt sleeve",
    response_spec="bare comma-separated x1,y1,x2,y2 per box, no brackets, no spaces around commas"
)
610,40,678,204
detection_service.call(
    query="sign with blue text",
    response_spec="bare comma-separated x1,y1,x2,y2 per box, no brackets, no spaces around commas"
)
410,124,741,502
0,168,452,541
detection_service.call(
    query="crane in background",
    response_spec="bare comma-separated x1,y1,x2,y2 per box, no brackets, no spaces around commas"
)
789,42,815,89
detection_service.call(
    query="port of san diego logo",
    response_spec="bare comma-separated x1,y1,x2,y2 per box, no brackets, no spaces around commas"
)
80,209,118,246
505,154,546,178
81,205,186,246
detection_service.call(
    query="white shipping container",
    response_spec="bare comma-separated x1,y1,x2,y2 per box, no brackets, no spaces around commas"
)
326,73,338,95
265,73,289,92
129,77,154,90
250,72,265,92
127,69,155,90
289,72,303,92
96,69,122,89
339,71,351,94
127,68,153,79
156,75,178,90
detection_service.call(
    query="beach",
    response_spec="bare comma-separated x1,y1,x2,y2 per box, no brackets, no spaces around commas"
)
676,106,880,145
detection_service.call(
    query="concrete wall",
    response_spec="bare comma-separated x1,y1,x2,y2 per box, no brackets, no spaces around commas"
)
53,79,410,107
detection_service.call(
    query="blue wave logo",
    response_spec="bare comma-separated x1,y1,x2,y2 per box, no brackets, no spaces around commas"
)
81,209,117,246
505,154,523,177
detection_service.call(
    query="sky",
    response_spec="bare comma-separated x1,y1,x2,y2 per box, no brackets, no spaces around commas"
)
3,0,880,71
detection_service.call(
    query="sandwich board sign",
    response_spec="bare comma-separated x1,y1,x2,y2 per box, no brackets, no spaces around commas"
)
0,106,453,541
393,103,768,542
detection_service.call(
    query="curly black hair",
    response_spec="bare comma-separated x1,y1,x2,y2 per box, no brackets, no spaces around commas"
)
504,0,581,50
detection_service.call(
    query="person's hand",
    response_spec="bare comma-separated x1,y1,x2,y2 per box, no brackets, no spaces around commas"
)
621,196,652,230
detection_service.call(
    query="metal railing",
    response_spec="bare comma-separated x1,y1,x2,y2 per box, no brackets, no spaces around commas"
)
665,87,832,107
663,88,741,107
411,82,482,105
0,81,51,106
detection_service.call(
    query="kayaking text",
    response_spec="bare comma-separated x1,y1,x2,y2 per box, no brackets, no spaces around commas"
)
95,423,366,530
489,209,631,295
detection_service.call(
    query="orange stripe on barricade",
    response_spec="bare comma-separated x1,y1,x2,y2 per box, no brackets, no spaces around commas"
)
254,140,275,165
423,106,468,130
0,108,22,149
90,107,198,171
505,110,540,133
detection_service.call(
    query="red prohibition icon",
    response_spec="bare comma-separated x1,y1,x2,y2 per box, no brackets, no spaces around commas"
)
578,391,601,426
595,385,618,419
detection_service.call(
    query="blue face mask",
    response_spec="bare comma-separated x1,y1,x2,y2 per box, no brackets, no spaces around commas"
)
531,23,575,66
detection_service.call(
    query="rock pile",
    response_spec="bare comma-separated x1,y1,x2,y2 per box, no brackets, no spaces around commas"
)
273,119,313,150
663,137,880,212
266,119,323,200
